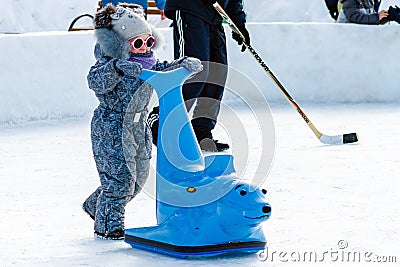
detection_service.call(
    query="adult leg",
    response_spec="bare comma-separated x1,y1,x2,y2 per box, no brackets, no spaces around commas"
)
190,24,228,151
191,23,228,141
172,11,215,140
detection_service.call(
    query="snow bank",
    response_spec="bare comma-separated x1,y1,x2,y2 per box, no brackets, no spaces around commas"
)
1,0,399,32
1,23,399,125
229,23,400,104
0,0,98,34
0,31,98,124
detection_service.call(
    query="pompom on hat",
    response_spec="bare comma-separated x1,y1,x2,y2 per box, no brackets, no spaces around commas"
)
94,4,152,41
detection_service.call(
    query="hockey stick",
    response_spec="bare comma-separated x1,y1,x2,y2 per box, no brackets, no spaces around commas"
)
213,3,358,145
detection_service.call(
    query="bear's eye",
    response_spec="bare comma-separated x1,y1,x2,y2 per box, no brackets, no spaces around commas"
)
240,189,247,196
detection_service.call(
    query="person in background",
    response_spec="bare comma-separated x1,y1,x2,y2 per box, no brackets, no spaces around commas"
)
336,0,389,24
101,0,166,20
148,0,250,152
82,4,202,240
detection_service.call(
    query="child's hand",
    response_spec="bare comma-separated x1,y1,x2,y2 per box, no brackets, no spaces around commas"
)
182,57,203,73
115,60,143,77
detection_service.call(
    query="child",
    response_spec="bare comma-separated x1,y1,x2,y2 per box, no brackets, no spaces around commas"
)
82,3,202,240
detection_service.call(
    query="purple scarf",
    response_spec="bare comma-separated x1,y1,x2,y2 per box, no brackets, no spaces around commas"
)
128,51,156,70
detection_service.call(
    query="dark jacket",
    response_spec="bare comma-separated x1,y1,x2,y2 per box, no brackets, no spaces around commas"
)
337,0,380,24
165,0,246,26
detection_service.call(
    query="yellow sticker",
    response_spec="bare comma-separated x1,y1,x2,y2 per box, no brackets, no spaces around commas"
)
187,187,196,193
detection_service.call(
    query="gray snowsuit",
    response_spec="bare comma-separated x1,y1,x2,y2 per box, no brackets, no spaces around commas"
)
83,27,193,235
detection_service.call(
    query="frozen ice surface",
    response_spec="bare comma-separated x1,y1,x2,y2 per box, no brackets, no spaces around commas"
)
1,103,399,266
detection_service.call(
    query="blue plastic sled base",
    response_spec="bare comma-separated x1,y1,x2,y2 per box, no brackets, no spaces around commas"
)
125,234,266,259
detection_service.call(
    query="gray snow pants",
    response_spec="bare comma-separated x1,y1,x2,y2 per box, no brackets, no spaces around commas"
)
83,107,151,234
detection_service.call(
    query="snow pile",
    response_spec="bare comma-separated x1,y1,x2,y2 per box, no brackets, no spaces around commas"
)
1,0,399,33
0,0,97,33
0,32,98,125
1,23,400,125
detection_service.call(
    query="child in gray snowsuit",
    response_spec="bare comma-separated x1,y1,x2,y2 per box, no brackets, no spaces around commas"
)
82,4,202,240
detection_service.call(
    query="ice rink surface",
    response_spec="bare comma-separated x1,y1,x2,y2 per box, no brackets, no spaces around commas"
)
1,103,399,266
2,0,400,266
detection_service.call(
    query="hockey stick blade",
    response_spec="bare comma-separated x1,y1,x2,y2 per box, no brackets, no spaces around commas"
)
319,133,359,145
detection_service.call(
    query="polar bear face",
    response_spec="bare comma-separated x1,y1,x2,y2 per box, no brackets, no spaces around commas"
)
217,182,271,239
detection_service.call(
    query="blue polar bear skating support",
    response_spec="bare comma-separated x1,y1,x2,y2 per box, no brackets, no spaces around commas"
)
124,68,272,258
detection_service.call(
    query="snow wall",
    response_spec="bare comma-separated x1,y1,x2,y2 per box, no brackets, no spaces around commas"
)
1,23,399,125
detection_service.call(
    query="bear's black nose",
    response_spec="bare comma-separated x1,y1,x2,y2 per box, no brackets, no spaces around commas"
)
262,205,271,214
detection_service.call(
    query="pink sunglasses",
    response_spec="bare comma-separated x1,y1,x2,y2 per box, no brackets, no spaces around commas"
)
130,35,157,50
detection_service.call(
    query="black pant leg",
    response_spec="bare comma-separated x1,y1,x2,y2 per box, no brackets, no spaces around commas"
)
172,11,228,141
